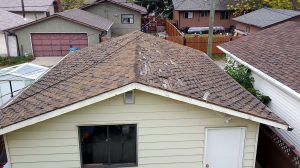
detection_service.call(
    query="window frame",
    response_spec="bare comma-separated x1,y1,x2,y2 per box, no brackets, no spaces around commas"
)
78,124,138,168
220,11,230,20
121,14,135,24
184,11,193,19
200,11,209,17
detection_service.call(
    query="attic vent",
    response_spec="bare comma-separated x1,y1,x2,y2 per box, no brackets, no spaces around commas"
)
124,91,135,104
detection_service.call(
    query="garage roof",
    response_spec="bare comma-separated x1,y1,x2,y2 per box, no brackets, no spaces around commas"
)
7,9,114,31
0,31,288,134
82,0,147,14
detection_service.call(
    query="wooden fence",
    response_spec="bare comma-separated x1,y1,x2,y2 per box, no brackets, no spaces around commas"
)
165,20,237,54
185,36,232,54
165,19,183,37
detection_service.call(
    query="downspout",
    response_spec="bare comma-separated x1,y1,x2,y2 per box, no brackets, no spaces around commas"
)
4,31,10,57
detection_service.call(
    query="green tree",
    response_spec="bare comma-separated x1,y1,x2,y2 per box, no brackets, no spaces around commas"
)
228,0,300,16
62,0,85,10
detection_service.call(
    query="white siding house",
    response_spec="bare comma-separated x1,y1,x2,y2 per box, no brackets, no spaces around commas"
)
251,72,300,151
218,21,300,152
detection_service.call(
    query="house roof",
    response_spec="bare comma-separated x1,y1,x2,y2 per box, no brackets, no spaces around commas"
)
8,9,113,31
0,9,32,31
233,8,300,28
172,0,229,11
219,21,300,95
82,0,147,14
0,0,55,12
0,31,287,132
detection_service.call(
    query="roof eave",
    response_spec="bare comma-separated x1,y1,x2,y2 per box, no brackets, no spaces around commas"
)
218,46,300,101
0,83,289,135
6,14,110,32
82,0,147,14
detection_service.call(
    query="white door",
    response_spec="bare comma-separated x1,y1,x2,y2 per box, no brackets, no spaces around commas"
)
204,127,246,168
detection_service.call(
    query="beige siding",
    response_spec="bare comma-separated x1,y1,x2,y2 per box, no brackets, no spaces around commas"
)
6,90,259,168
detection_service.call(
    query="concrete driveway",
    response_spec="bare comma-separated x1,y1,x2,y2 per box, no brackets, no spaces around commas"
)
31,56,64,67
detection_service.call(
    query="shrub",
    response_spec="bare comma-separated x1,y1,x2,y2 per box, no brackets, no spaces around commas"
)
225,59,271,105
0,55,34,66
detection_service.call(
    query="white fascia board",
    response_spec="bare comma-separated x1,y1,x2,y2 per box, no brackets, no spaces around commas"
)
0,83,289,135
218,46,300,101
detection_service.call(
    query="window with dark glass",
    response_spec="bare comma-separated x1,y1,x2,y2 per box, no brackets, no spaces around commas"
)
201,11,209,17
220,11,230,20
79,125,137,167
121,14,134,24
184,11,193,19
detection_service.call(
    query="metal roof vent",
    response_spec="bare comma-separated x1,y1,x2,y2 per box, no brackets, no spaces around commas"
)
124,91,135,104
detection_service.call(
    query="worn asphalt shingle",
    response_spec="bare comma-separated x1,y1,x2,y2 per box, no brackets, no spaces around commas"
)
220,21,300,95
0,31,286,128
233,8,300,28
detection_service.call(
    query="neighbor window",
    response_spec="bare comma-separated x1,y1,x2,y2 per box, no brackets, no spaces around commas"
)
184,11,193,19
79,124,137,167
122,14,134,24
220,11,230,20
201,11,209,17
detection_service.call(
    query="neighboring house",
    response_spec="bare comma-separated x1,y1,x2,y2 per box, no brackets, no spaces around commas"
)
6,9,113,57
172,0,233,29
0,63,48,107
218,21,300,153
0,31,289,168
0,0,62,21
82,0,147,36
0,9,32,57
233,8,300,35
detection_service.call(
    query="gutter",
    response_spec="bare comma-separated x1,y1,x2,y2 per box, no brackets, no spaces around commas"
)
218,46,300,101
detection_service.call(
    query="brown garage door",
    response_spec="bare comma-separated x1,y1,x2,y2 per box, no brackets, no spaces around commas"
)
31,33,88,57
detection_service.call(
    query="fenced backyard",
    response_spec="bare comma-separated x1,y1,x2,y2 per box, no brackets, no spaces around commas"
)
165,19,237,54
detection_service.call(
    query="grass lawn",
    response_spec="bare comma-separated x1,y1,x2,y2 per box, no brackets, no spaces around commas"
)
211,54,226,61
0,56,34,67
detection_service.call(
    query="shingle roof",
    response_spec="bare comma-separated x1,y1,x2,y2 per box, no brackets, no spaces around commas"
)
8,9,113,31
233,8,300,28
220,21,300,94
0,31,286,129
0,9,32,31
57,9,113,31
82,0,147,14
172,0,229,11
0,0,54,12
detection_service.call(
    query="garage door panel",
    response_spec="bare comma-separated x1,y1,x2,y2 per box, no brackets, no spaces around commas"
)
31,33,88,57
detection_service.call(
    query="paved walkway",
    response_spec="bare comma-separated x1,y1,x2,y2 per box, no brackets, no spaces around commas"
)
31,57,64,67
